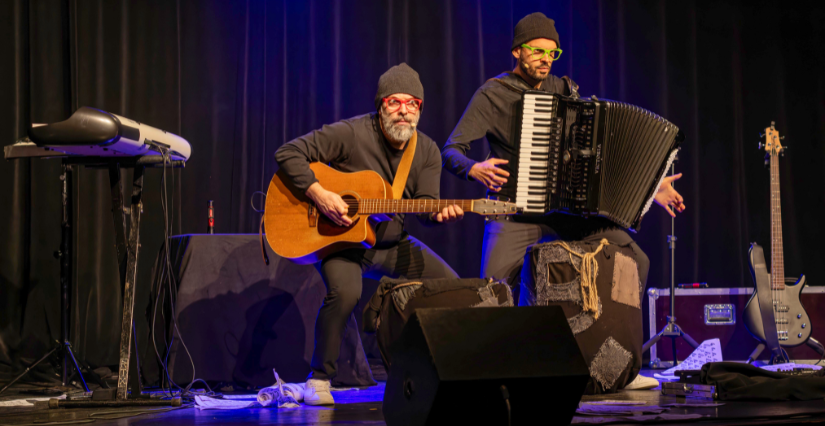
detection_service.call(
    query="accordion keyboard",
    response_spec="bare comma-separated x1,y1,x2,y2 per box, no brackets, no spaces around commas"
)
515,92,561,213
512,91,682,230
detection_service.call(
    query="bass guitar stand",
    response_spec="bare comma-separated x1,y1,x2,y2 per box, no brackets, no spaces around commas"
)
747,334,825,364
746,274,825,364
642,157,699,367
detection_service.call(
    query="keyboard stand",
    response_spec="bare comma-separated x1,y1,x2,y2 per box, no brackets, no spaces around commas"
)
64,155,185,401
3,143,183,403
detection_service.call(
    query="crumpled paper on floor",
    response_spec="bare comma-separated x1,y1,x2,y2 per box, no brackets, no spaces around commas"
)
654,338,723,381
195,371,304,410
0,395,66,407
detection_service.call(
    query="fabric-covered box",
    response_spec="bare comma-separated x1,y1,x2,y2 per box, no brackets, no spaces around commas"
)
521,239,645,394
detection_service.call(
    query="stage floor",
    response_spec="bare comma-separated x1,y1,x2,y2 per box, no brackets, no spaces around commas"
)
2,371,825,425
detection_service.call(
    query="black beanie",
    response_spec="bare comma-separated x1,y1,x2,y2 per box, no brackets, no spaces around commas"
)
374,63,424,110
511,12,560,51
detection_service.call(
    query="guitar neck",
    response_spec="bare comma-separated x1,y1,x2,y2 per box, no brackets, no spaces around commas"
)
359,199,476,214
770,149,785,290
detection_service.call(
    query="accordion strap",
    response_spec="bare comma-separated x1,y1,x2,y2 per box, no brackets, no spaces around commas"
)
487,77,525,94
489,74,581,98
561,76,580,98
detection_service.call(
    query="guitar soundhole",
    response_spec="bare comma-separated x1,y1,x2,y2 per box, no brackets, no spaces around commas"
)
341,194,360,218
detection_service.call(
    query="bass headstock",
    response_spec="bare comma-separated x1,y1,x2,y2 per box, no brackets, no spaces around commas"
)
759,121,786,165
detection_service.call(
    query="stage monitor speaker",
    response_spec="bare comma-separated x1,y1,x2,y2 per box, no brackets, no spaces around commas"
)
383,306,588,426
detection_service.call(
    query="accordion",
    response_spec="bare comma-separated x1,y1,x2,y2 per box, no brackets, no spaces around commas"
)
514,91,683,231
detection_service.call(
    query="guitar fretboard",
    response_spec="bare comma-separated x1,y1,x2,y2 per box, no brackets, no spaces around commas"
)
357,199,475,214
770,143,785,290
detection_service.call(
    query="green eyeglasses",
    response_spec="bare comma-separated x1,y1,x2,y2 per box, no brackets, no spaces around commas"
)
520,44,563,61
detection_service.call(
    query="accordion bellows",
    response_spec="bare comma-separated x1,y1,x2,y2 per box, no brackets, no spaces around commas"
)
514,91,683,230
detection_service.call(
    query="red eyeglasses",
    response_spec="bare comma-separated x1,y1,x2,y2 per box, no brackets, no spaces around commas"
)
382,97,423,113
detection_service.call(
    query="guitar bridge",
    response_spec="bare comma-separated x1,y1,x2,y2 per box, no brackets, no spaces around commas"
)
308,204,318,228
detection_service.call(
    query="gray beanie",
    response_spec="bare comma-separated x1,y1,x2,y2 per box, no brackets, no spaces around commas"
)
374,63,424,110
511,12,560,51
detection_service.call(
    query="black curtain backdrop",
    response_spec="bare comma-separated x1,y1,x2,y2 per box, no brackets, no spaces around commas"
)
1,0,824,376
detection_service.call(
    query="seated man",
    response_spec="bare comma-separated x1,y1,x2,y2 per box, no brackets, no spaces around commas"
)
275,63,463,405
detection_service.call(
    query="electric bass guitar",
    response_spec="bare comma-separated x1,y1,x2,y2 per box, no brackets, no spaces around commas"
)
743,123,811,362
263,162,521,264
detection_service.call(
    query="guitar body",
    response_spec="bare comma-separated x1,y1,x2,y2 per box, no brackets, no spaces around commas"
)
743,244,811,348
264,163,393,265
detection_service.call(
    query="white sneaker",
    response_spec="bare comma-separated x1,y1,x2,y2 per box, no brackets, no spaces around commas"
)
303,378,334,406
624,374,659,390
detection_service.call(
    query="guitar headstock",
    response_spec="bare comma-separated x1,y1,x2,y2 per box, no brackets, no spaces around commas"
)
471,198,522,220
759,121,786,163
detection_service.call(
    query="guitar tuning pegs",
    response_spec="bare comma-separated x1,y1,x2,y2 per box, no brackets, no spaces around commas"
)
758,142,763,149
780,136,785,140
759,133,765,138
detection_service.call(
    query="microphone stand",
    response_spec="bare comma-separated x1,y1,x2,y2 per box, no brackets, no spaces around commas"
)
642,156,699,368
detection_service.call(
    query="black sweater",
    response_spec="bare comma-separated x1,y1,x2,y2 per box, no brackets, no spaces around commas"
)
441,71,572,201
275,113,442,247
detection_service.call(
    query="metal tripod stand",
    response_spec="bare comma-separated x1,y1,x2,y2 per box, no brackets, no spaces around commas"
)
0,165,95,396
642,158,699,368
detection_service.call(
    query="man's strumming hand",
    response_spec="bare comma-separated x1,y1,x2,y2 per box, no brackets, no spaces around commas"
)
306,182,353,226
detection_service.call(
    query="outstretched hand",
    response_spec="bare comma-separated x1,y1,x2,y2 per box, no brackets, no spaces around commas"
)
654,173,685,218
468,158,510,192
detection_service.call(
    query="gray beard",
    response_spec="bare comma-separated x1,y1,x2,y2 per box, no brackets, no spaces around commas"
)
380,110,419,143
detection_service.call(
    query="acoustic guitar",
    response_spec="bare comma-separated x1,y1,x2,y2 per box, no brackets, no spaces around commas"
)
264,162,521,264
742,122,811,362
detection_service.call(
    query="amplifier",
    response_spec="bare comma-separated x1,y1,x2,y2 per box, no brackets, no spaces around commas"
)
648,286,825,367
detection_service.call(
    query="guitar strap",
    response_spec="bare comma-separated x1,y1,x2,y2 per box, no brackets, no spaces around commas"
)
391,131,417,199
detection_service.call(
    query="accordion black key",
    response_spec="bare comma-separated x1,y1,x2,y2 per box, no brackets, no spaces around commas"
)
514,91,683,231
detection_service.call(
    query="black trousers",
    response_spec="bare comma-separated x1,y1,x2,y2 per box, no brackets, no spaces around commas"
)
480,217,650,291
311,233,458,380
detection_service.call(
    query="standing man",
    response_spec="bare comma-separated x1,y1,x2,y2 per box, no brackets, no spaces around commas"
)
443,12,684,289
441,13,684,389
276,63,463,405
